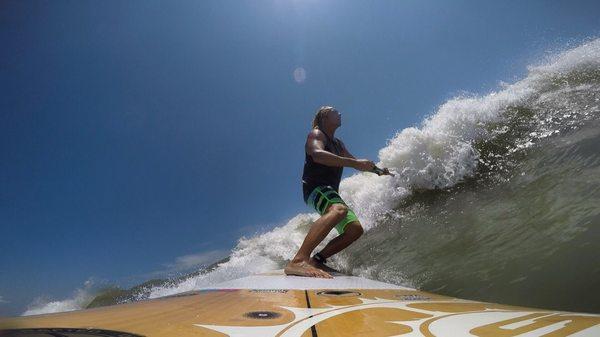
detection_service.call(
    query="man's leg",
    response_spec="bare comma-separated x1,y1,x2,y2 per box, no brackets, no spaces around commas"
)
284,204,348,278
310,221,363,269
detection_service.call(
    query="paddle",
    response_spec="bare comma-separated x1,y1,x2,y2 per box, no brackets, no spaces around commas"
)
371,166,396,176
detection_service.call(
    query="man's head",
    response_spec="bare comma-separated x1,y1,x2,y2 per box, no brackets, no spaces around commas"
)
312,106,342,130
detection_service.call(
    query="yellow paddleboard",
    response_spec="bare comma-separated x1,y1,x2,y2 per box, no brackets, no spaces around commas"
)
1,269,599,336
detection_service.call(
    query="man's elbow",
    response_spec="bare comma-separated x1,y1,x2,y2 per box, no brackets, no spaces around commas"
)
309,150,325,164
312,150,336,165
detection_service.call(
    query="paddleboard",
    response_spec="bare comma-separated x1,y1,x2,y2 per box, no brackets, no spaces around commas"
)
1,269,599,336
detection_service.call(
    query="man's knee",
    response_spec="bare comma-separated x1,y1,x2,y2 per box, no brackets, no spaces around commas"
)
346,221,364,239
327,204,348,219
355,223,364,237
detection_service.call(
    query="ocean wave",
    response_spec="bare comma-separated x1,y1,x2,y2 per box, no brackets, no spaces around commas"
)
22,279,95,316
45,38,600,314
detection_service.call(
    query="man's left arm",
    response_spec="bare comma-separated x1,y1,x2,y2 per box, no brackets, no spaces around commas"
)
339,139,395,176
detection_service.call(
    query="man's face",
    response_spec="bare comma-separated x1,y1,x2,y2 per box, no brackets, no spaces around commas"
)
326,109,342,127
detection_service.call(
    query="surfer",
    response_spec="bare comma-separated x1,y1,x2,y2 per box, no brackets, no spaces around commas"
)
285,106,393,278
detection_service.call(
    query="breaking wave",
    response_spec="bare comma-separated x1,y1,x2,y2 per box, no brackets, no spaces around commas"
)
25,38,600,315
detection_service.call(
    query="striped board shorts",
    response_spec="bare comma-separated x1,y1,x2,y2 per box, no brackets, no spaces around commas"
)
306,185,359,234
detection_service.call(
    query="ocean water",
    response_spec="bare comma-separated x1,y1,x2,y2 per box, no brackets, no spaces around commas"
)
23,38,600,316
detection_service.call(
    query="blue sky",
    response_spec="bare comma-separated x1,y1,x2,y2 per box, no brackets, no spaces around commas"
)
1,0,599,316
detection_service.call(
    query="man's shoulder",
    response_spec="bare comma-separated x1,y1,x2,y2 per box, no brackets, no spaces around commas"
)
308,129,326,139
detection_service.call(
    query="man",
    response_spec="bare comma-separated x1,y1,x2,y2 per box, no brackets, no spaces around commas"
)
285,106,393,278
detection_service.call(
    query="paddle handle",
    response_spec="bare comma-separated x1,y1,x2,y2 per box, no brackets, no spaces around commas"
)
372,166,395,176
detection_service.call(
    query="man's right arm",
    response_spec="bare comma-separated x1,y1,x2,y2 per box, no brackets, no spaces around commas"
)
306,130,374,171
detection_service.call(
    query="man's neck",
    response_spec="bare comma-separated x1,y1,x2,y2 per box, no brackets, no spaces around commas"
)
321,126,336,140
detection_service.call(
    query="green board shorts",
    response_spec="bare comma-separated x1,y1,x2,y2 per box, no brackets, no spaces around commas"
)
306,185,359,235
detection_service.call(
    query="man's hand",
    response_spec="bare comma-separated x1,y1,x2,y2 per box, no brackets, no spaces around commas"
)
352,159,376,172
372,166,396,176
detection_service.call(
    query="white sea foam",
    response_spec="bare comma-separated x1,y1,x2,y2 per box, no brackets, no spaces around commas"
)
342,38,600,228
22,279,95,316
148,213,341,298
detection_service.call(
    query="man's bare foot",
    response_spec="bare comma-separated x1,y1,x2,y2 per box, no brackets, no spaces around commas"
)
309,257,340,274
285,260,333,278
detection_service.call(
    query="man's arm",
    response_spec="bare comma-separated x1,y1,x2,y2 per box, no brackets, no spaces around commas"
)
338,139,395,176
306,130,355,167
306,130,375,172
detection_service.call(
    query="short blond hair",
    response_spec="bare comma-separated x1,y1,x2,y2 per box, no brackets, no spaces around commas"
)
312,106,336,129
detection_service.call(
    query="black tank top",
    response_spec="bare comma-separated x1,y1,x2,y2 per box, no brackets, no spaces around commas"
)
301,130,343,203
